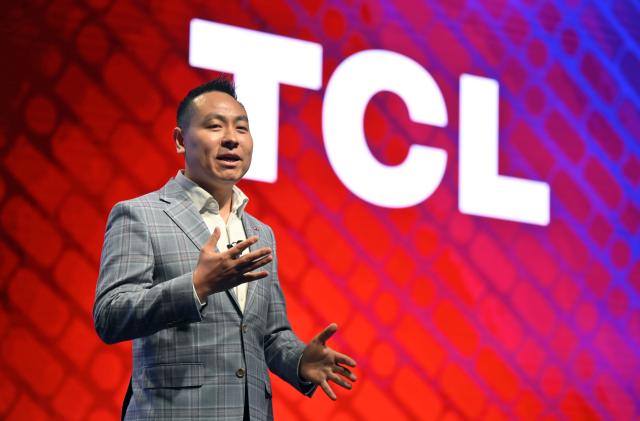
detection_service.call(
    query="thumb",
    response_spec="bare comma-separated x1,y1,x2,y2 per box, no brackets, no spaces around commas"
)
314,323,338,345
204,226,221,251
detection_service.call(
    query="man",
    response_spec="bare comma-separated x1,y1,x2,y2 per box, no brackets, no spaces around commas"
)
93,77,357,420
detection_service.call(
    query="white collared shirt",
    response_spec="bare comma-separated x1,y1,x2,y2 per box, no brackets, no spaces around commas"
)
175,170,250,312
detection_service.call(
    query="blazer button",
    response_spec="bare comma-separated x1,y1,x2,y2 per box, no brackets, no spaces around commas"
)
236,368,245,378
241,324,248,333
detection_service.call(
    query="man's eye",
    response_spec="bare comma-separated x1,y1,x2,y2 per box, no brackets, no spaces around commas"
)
207,124,221,129
237,126,248,132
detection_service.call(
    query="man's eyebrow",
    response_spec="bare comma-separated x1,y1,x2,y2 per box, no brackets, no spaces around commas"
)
202,113,227,122
201,113,249,123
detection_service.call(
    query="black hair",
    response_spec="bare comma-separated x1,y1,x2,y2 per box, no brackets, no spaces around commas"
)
176,76,237,129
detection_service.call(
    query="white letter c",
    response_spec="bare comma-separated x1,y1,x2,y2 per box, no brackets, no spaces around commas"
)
322,49,448,208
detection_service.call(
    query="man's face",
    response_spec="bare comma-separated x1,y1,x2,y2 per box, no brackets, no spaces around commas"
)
175,91,253,190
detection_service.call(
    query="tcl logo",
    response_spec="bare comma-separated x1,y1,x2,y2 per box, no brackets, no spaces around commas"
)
189,19,550,226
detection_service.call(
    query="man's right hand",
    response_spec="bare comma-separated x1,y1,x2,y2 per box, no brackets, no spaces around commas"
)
192,227,273,301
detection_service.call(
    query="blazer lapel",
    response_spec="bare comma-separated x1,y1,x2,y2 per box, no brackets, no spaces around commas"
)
159,178,257,316
160,180,211,251
241,214,265,314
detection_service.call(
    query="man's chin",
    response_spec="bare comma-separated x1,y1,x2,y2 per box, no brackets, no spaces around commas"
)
213,170,247,185
186,171,242,190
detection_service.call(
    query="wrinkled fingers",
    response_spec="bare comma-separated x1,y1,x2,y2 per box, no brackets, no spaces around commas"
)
334,352,357,368
226,236,260,257
333,364,357,382
320,380,337,400
235,250,272,270
328,372,352,390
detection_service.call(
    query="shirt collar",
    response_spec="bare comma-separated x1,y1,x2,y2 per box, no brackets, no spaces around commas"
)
174,170,249,217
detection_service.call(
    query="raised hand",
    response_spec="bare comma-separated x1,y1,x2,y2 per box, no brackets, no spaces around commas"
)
299,323,357,400
193,227,273,300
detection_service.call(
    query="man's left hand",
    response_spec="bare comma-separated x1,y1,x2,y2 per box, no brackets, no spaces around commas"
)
299,323,357,400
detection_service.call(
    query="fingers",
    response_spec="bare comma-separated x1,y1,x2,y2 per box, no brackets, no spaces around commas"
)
314,323,338,345
327,372,352,390
320,380,337,401
240,270,270,282
204,226,221,250
227,236,260,257
229,271,269,288
196,233,272,295
235,247,272,268
334,352,357,368
204,233,260,258
219,269,270,293
237,256,273,276
333,364,357,382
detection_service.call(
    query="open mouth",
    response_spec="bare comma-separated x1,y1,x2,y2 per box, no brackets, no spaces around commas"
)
217,154,241,163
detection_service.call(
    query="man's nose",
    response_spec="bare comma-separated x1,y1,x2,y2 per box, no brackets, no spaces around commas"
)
221,125,241,148
221,138,239,149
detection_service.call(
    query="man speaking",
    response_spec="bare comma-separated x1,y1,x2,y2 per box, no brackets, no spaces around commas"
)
93,77,357,420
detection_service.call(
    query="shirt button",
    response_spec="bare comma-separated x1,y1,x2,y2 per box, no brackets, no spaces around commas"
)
236,368,245,378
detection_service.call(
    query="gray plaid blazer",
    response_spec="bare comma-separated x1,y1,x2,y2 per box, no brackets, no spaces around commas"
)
94,178,314,420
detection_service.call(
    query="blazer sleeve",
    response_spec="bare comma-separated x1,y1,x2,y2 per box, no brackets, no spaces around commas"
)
262,226,317,396
93,201,202,344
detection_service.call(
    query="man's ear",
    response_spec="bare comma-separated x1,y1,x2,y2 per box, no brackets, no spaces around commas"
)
173,127,185,154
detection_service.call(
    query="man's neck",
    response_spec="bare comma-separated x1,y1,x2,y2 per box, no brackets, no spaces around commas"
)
209,186,233,223
184,171,234,222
